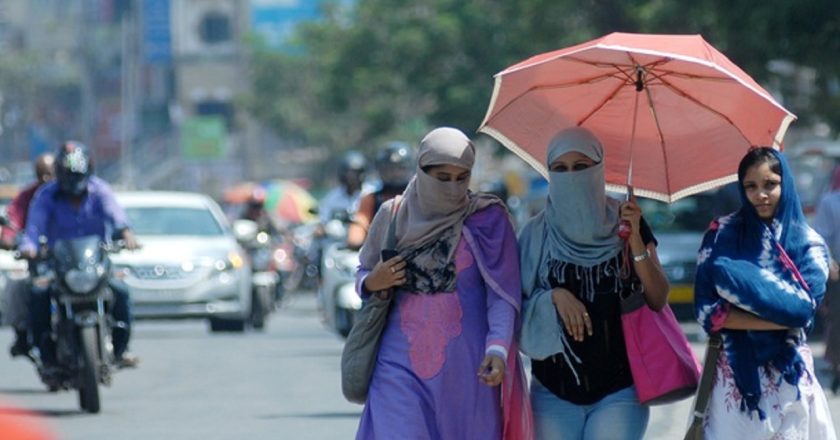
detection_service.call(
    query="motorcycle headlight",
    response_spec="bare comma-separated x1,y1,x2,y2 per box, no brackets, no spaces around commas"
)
65,267,101,293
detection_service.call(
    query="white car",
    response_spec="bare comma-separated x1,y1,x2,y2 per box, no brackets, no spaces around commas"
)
111,191,253,332
0,196,29,327
0,247,28,328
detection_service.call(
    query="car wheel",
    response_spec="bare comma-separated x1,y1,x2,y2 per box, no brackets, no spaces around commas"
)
209,317,246,333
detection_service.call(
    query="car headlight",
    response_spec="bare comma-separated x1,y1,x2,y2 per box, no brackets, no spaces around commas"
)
215,251,245,272
664,263,695,283
65,267,101,293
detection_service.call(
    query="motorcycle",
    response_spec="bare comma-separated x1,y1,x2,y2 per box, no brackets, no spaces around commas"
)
28,235,124,413
268,229,298,304
232,219,279,330
285,222,323,292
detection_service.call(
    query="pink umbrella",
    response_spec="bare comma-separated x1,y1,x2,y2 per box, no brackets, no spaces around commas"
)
479,32,796,202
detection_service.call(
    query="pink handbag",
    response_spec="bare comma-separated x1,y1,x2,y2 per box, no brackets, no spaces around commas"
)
621,288,702,405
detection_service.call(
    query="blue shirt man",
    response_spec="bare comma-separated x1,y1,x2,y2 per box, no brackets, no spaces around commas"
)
20,176,132,253
23,141,139,368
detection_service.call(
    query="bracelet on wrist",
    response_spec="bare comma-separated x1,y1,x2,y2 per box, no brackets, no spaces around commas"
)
632,249,650,262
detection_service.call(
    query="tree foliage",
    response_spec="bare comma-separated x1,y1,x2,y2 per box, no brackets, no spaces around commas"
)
245,0,840,153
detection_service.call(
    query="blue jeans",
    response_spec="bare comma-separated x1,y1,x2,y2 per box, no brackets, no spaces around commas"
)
531,376,649,440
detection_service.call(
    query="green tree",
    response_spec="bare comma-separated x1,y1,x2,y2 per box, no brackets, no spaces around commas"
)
245,0,840,154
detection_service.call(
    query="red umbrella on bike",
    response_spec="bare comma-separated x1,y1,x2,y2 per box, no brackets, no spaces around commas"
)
478,32,795,202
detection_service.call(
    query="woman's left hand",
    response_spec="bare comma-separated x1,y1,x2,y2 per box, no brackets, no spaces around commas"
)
620,193,642,237
477,354,506,387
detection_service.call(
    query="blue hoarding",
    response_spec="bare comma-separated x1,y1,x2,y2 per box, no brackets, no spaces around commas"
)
143,0,171,65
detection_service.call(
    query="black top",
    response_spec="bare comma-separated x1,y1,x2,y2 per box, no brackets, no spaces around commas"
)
531,218,656,405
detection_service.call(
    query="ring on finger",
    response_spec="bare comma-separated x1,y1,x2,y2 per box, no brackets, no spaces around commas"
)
390,267,396,274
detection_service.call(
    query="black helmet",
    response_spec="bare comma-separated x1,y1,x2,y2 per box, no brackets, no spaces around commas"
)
337,150,367,186
55,141,92,197
375,141,414,189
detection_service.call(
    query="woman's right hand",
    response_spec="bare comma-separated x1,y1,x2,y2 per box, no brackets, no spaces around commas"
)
551,287,593,342
364,255,407,293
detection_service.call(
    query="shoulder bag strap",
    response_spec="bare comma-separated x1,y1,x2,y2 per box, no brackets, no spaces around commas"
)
685,333,722,438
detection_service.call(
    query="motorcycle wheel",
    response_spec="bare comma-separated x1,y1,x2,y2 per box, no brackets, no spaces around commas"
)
282,265,304,294
78,326,101,413
249,289,267,330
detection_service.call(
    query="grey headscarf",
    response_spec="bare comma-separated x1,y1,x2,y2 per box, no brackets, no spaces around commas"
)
358,127,500,293
518,126,623,364
542,127,622,266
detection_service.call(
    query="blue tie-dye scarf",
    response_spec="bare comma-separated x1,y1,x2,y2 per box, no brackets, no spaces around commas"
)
694,149,830,419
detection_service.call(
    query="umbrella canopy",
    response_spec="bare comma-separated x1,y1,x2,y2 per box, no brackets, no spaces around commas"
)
222,181,260,205
263,179,317,224
478,32,796,202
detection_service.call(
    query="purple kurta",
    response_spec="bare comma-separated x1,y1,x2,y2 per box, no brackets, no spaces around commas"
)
355,207,518,440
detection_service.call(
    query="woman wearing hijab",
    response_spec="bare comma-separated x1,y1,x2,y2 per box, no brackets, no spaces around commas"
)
518,127,670,440
694,147,836,439
354,127,532,439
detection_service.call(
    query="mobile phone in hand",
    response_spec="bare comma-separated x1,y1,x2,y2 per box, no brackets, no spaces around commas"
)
381,249,399,262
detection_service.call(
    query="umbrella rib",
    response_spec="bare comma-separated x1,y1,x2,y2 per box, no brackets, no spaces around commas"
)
578,80,627,126
647,69,734,84
657,76,753,145
642,82,672,199
483,72,626,126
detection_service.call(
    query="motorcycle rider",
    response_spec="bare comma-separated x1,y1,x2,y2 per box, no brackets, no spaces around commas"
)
346,142,414,250
318,151,368,224
240,186,277,234
19,141,140,368
1,153,55,357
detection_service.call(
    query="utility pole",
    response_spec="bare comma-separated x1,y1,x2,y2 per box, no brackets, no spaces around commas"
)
78,0,95,145
120,4,137,189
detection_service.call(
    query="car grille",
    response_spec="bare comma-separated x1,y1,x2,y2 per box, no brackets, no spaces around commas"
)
132,265,191,280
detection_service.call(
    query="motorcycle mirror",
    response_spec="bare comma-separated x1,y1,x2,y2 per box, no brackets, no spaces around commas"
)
232,219,259,243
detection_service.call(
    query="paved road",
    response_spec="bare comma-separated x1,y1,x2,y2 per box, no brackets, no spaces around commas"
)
0,293,837,439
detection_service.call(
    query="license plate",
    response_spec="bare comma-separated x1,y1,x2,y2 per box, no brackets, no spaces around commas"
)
669,284,693,303
132,288,185,299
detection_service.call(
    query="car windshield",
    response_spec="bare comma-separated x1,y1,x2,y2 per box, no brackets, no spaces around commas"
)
636,183,741,233
125,207,224,236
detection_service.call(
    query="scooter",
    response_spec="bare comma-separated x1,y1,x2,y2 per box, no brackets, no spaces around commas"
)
318,216,361,337
232,219,279,330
